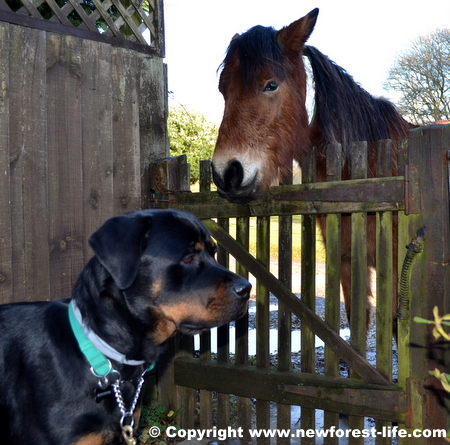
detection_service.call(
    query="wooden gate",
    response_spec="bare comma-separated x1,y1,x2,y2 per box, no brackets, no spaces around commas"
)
151,125,450,444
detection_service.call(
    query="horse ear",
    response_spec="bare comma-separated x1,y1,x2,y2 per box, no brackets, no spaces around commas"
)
89,212,153,290
277,8,319,55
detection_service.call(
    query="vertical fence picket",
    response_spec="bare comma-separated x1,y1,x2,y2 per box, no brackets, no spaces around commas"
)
235,216,252,442
277,171,293,445
199,160,213,428
217,217,231,429
349,141,368,444
375,140,394,445
256,215,271,444
323,143,342,445
301,148,316,442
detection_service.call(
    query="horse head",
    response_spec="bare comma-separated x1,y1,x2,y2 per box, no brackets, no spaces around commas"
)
212,8,319,202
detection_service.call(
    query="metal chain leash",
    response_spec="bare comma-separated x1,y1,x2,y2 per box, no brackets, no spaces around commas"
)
112,372,146,445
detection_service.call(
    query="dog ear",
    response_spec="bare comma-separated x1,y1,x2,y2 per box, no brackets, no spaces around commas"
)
89,212,153,290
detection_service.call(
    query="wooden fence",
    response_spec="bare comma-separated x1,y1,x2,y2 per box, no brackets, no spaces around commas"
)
0,0,168,304
151,125,450,445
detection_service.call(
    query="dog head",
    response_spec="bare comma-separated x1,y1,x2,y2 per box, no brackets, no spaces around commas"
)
88,209,251,343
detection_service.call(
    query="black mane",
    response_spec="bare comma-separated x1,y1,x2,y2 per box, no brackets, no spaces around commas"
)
221,25,287,91
303,45,410,157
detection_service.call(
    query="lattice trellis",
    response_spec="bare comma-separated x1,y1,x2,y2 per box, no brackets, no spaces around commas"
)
1,0,161,48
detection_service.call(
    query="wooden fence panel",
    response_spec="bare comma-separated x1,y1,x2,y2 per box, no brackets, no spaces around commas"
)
0,20,168,304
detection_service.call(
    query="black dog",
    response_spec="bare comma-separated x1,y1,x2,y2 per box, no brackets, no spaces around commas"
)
0,209,251,445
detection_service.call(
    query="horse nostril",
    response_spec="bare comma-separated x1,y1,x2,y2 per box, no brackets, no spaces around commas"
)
225,160,244,191
233,279,251,300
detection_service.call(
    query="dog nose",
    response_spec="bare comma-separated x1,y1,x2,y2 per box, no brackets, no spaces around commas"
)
233,277,251,300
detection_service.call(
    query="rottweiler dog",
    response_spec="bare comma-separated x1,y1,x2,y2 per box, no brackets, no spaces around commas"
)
0,209,251,445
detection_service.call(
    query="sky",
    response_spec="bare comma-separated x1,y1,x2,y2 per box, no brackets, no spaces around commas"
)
163,0,450,124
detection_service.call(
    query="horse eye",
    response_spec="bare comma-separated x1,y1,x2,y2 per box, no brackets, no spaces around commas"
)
263,81,278,92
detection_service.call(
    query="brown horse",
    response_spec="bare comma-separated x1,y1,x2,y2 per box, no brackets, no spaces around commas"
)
211,8,414,328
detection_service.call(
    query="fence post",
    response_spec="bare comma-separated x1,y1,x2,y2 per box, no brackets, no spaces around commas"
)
148,155,191,417
148,155,190,208
404,125,450,442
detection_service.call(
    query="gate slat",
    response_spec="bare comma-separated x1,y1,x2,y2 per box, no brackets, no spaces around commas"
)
199,160,212,428
324,143,342,445
301,148,316,442
217,218,231,429
235,216,251,443
376,140,394,445
277,171,293,445
349,141,369,444
256,216,271,444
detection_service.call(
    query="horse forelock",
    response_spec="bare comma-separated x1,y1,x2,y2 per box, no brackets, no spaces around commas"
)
220,25,288,92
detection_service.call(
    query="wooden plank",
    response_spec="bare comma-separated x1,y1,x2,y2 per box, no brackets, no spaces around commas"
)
140,56,169,207
81,38,114,251
256,216,271,442
46,34,85,299
8,26,50,302
349,141,368,444
174,358,406,422
277,172,293,445
174,179,405,219
324,143,342,445
0,22,12,303
300,149,316,442
274,176,404,203
111,46,141,214
375,140,395,445
198,161,212,429
404,125,450,440
203,220,392,386
235,216,252,442
395,138,413,445
216,218,230,430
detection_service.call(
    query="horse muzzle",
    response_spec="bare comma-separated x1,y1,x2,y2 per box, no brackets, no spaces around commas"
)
211,159,260,203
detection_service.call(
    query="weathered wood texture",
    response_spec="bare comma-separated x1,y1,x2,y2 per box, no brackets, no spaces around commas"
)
0,0,164,56
152,126,450,444
0,19,168,304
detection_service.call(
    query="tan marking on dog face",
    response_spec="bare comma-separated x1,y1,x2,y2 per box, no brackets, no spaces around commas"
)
151,316,178,344
151,278,163,297
72,434,108,445
158,289,230,326
195,242,203,251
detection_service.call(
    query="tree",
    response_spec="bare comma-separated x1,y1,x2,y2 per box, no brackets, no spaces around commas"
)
385,29,450,125
168,106,218,184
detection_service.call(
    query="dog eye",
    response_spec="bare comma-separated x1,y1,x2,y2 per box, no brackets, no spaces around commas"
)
182,255,195,264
